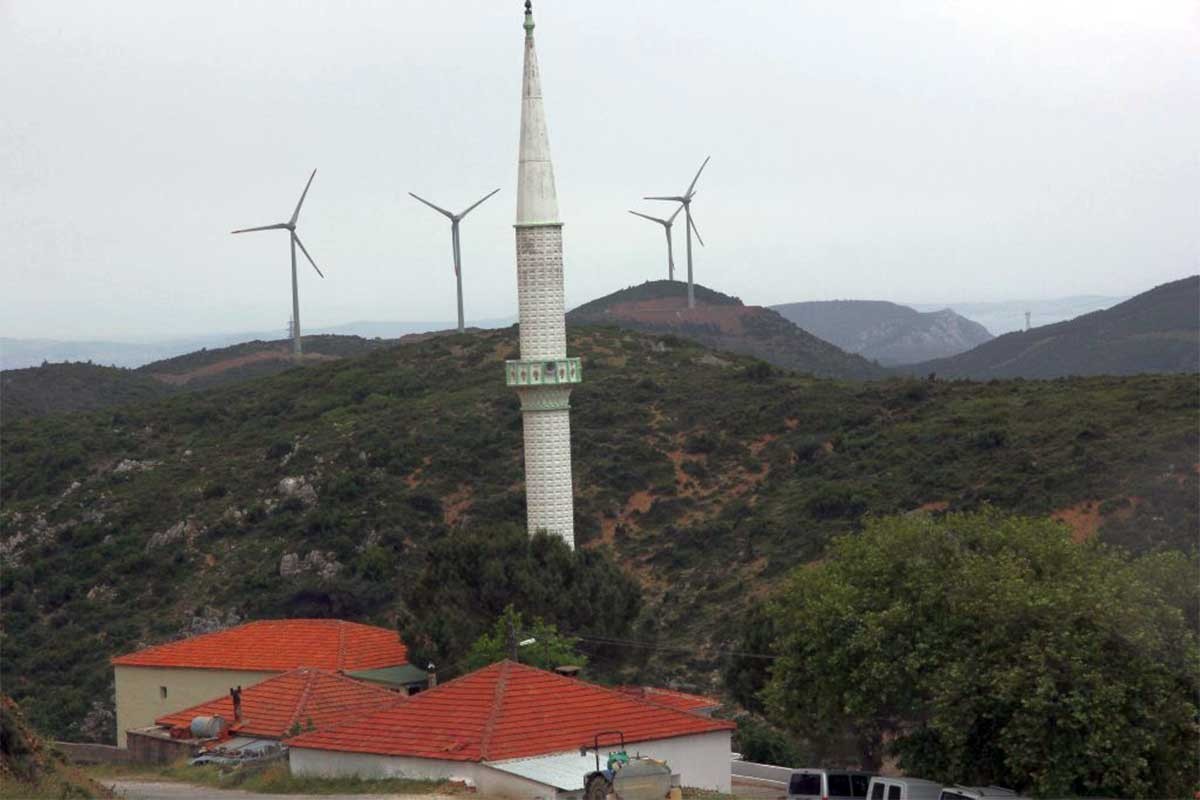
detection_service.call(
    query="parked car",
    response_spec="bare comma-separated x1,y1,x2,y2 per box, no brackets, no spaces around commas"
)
939,786,1027,800
866,776,943,800
788,769,873,800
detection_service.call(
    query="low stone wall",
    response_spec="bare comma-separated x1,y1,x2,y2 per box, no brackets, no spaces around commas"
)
54,741,136,765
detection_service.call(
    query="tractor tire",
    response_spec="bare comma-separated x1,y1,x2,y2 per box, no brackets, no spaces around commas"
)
585,773,613,800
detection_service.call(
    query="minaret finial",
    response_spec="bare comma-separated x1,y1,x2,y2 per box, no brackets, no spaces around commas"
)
524,0,534,34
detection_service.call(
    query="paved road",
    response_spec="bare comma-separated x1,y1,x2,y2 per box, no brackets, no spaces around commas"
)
104,779,459,800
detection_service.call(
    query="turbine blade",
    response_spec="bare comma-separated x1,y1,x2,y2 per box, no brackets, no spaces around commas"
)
231,223,289,234
628,210,667,225
667,205,683,225
408,191,453,219
293,233,324,278
685,156,711,197
689,212,705,247
290,169,317,226
458,188,501,219
644,195,685,202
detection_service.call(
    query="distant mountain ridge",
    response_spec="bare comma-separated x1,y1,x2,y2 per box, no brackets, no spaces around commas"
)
771,300,993,365
904,276,1199,379
910,295,1125,336
568,281,886,379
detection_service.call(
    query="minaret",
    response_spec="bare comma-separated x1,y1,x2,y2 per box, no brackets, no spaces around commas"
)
504,0,582,548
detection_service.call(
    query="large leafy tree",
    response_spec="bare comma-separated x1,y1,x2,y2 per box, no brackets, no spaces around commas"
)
762,510,1199,799
462,605,587,671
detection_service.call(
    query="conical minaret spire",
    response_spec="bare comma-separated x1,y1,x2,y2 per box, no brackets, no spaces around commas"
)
505,1,582,548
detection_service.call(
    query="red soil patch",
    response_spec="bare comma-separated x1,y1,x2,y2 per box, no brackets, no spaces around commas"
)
404,456,432,488
1052,501,1103,543
599,490,656,544
915,500,950,513
784,418,799,430
443,484,474,527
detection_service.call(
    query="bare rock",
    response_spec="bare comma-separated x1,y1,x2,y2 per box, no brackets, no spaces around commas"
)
185,606,241,636
147,519,204,550
86,584,117,602
114,458,158,474
279,550,343,581
278,476,318,507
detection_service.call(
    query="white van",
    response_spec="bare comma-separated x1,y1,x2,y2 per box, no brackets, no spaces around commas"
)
866,777,943,800
787,769,873,800
939,786,1027,800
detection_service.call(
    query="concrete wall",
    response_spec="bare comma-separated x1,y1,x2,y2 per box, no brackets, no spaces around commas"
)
626,732,732,793
290,749,559,799
114,665,276,747
290,731,731,796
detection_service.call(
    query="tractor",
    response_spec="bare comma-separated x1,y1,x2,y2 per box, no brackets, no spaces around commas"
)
581,731,679,800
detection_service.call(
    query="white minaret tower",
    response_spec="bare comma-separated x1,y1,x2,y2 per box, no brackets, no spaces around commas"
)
504,0,582,549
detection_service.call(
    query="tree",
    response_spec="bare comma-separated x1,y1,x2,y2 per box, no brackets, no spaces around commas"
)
762,509,1199,799
462,605,587,672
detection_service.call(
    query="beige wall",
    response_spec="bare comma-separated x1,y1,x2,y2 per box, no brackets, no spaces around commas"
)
289,749,554,799
114,665,276,747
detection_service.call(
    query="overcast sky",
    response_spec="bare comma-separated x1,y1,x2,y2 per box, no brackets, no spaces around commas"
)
2,1,1196,340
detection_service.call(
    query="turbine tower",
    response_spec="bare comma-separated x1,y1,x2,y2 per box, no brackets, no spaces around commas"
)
646,156,710,308
232,170,325,359
1024,311,1031,331
628,206,682,281
409,188,501,333
504,0,582,549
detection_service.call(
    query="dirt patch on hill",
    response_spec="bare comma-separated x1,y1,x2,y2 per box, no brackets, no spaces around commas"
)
442,484,474,527
599,490,656,545
150,348,339,386
603,299,765,336
1052,501,1103,542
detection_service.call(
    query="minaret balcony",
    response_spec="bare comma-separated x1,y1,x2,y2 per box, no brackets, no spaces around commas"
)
505,357,582,387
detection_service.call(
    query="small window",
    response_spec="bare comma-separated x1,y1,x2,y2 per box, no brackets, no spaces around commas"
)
789,774,822,797
851,776,870,797
159,686,168,699
828,775,853,798
871,784,886,800
888,787,902,800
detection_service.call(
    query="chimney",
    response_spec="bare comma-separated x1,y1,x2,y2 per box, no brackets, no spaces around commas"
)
554,665,582,679
427,662,437,689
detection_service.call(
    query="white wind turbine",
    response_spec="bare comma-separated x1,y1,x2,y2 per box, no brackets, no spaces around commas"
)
628,205,683,282
232,170,326,359
645,156,710,308
409,189,501,333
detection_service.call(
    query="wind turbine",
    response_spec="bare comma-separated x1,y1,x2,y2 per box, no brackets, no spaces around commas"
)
408,188,500,333
645,156,710,309
231,169,325,359
628,205,683,281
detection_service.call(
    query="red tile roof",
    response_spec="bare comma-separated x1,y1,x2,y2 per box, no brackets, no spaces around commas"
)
156,668,404,740
286,660,734,762
615,686,721,713
112,619,409,672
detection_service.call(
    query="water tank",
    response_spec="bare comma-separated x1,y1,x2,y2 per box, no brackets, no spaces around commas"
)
189,715,227,738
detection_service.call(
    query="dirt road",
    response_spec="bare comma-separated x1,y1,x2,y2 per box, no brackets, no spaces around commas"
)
104,779,458,800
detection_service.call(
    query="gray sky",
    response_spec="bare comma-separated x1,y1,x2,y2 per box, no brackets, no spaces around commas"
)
2,1,1196,340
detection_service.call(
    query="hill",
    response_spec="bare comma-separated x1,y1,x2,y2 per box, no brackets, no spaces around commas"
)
568,281,886,379
2,325,1195,743
1,335,398,420
0,695,113,799
909,295,1125,336
1,363,177,421
906,276,1199,379
771,300,992,365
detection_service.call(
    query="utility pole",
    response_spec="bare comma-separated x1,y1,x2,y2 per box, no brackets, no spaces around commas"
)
509,617,519,662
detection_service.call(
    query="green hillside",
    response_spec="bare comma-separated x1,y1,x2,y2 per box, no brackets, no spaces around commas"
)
906,276,1199,378
0,335,390,420
1,362,177,421
568,280,886,379
1,326,1196,742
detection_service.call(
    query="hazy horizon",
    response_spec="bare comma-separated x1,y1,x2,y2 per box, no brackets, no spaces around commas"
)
3,1,1196,340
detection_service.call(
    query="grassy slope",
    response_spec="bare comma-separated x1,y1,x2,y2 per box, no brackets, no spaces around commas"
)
1,326,1196,740
0,696,113,799
1,363,177,421
568,280,887,379
906,275,1199,378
